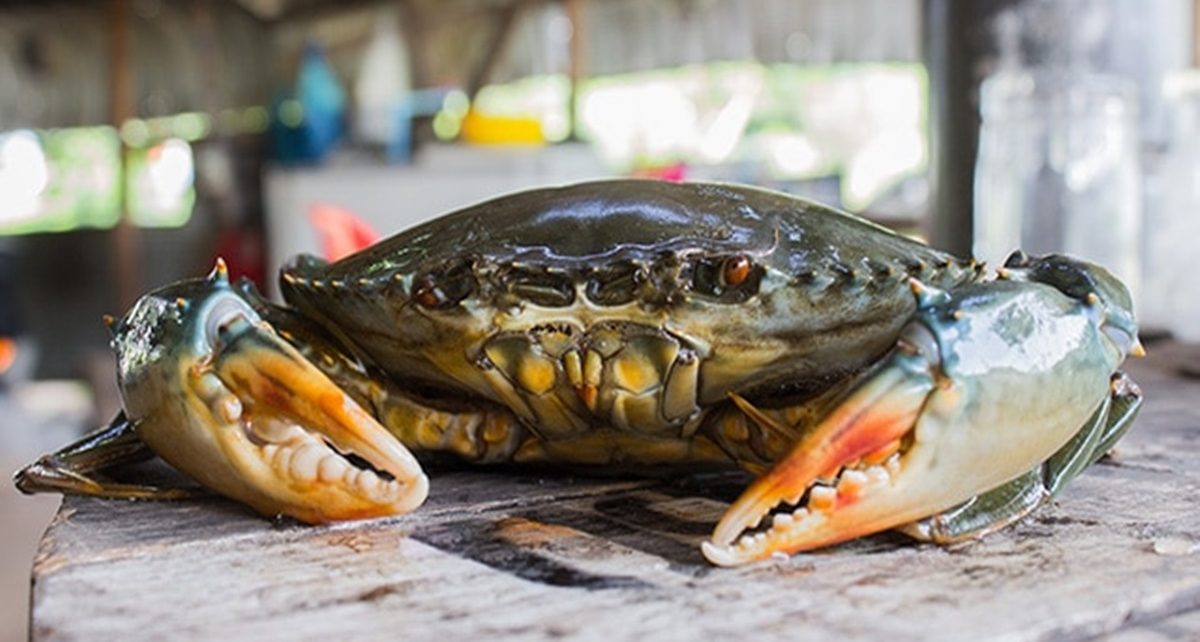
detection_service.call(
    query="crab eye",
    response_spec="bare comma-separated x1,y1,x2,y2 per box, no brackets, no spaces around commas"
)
689,255,760,301
722,255,751,287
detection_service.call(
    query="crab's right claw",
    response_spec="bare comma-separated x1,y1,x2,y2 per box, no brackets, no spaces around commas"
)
703,325,940,566
704,261,1140,566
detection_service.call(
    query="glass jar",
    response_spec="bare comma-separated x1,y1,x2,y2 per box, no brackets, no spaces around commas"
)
974,71,1142,302
1154,72,1200,340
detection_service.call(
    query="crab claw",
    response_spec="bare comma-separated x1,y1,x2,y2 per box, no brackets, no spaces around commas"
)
703,258,1139,566
703,327,937,566
113,272,428,523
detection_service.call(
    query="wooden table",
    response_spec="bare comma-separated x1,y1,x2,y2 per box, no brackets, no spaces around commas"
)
28,347,1200,641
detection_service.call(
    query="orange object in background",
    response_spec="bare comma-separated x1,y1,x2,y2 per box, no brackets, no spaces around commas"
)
0,337,16,375
309,204,381,262
460,109,544,145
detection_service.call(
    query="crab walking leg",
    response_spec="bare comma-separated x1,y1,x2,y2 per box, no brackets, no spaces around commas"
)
14,411,196,500
703,269,1139,566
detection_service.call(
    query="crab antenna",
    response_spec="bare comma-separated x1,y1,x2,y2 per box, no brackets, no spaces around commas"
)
208,257,229,284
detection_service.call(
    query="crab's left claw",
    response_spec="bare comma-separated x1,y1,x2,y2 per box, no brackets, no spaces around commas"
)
704,260,1141,566
108,269,429,524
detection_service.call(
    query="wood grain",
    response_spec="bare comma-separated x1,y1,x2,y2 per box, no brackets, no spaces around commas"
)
28,347,1200,641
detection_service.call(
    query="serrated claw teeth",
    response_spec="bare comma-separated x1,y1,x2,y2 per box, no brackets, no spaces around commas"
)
838,469,868,497
885,453,901,476
808,485,837,511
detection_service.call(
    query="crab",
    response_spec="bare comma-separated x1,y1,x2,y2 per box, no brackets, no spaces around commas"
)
14,180,1144,566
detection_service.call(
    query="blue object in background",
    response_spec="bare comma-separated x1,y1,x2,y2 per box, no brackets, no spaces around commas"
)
386,98,413,164
270,44,346,165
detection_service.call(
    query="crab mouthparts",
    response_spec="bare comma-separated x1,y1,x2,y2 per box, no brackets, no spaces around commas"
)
703,364,933,566
199,315,427,522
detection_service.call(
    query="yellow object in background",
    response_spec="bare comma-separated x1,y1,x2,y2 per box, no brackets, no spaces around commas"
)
460,109,545,145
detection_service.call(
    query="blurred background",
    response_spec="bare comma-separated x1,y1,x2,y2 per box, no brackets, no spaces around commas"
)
0,0,1198,638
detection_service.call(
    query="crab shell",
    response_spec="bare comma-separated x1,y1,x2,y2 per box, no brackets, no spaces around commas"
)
278,180,981,448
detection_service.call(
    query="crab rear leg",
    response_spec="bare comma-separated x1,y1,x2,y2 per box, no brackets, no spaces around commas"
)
902,371,1142,543
14,411,196,500
703,255,1143,566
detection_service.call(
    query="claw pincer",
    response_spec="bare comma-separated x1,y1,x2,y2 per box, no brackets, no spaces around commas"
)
703,254,1141,565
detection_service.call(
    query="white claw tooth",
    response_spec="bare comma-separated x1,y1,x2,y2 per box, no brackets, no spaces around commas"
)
866,465,890,485
378,479,401,498
217,395,243,423
701,541,738,567
753,533,768,546
283,423,309,444
772,513,794,530
273,445,294,473
251,417,308,445
838,469,869,496
885,453,901,475
195,373,225,401
262,444,279,464
290,445,323,482
318,455,347,482
737,535,754,549
792,507,809,520
356,469,380,495
808,485,837,511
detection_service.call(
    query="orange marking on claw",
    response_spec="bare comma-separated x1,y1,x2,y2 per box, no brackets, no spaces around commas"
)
745,395,918,515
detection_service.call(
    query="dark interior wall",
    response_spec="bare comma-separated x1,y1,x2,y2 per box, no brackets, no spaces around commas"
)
0,1,272,378
14,220,215,379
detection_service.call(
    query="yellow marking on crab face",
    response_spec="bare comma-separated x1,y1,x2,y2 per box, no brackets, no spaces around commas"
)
563,350,584,387
611,352,660,394
516,355,558,395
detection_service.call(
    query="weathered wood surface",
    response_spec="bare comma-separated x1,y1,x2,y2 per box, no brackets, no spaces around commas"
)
28,346,1200,642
